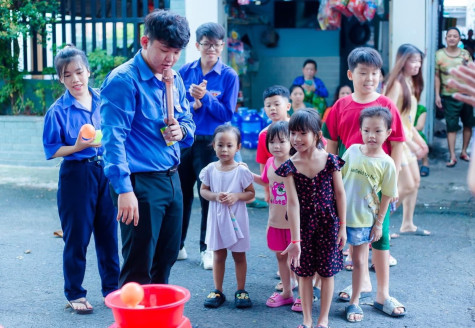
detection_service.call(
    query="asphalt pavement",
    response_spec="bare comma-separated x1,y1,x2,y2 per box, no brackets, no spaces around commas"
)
0,137,473,328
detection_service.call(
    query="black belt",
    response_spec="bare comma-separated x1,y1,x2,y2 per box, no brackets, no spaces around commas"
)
86,155,103,162
194,135,213,142
132,166,178,177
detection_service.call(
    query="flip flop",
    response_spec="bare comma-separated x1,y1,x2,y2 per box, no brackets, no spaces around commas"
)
346,303,364,322
66,298,93,314
446,159,457,167
399,227,430,236
420,165,430,177
266,292,294,308
344,259,353,271
338,285,372,302
373,297,406,317
390,233,400,239
460,154,470,162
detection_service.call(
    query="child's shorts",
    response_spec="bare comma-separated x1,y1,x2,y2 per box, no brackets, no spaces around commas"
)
347,227,372,246
267,226,291,252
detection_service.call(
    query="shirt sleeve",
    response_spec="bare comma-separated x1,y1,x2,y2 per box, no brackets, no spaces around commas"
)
381,159,398,198
100,73,137,194
199,164,211,186
314,78,329,98
175,75,196,147
322,102,339,140
240,165,254,189
42,106,64,160
256,129,271,164
200,69,239,123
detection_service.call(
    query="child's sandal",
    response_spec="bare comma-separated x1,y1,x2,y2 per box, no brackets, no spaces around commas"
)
234,289,252,308
204,289,226,308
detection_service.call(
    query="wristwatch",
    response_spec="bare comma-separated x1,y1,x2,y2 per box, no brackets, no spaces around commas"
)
180,125,187,140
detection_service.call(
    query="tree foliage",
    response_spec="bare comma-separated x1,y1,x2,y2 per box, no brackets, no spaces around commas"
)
0,0,59,111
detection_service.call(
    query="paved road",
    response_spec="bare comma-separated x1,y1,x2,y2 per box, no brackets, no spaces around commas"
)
0,141,473,327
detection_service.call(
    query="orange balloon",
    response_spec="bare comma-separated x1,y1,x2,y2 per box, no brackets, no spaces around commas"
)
80,124,96,139
120,282,144,308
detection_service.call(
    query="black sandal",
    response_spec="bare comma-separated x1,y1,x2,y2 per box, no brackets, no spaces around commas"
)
204,289,226,308
235,289,252,308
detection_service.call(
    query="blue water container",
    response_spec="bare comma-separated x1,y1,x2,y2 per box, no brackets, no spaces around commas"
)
231,111,242,131
259,108,272,129
241,109,262,149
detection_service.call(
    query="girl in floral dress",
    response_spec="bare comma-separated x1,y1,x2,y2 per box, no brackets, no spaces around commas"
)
277,109,346,328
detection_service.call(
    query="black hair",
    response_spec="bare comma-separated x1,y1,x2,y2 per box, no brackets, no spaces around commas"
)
447,27,461,37
289,108,324,149
54,44,89,80
303,59,317,70
289,84,305,95
347,47,383,71
266,121,290,151
263,85,290,101
212,124,241,146
333,84,352,104
144,9,190,49
196,22,225,42
359,106,393,130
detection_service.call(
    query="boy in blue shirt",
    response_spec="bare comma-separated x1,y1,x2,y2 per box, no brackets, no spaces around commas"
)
178,22,239,269
100,10,195,286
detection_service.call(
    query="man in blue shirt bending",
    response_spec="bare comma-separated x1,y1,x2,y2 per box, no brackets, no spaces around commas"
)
100,9,195,286
178,22,239,269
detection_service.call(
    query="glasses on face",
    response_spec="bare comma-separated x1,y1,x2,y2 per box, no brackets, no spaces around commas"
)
199,42,224,50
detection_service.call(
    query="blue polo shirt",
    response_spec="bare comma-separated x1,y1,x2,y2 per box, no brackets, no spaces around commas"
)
100,50,195,194
43,87,102,161
179,57,239,136
292,76,329,98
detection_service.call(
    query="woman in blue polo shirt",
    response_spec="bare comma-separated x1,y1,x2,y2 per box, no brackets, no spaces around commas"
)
42,45,119,314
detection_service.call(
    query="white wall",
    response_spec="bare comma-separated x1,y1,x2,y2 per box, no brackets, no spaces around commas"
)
389,0,438,143
184,0,226,64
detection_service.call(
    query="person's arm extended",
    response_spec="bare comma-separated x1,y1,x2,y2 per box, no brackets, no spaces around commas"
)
253,172,267,186
332,169,346,250
448,62,475,107
390,141,403,176
281,174,301,268
435,73,442,108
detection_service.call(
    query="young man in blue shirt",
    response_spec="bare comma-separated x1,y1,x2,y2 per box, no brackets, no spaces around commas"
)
178,22,239,269
100,10,195,286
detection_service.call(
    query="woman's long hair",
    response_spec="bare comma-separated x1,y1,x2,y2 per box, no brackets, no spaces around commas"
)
385,44,424,114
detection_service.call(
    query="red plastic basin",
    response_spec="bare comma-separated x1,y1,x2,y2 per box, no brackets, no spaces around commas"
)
105,284,191,328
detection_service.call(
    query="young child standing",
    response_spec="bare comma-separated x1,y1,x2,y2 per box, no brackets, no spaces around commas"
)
342,107,401,322
253,121,295,308
200,125,255,309
256,85,292,201
277,109,346,328
42,45,119,314
323,47,406,318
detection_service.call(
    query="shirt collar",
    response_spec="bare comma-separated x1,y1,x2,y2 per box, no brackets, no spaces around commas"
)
62,87,100,112
134,49,178,81
192,57,223,75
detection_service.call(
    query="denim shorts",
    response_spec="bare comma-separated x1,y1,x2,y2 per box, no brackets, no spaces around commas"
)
347,227,372,246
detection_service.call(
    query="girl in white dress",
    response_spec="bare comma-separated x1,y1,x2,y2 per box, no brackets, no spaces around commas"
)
200,125,255,309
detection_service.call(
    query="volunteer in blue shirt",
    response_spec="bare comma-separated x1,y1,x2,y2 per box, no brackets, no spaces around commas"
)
43,45,119,314
100,9,195,286
178,22,239,269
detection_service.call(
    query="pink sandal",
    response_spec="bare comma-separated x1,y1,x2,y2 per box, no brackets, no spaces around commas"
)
266,292,294,308
291,296,302,312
